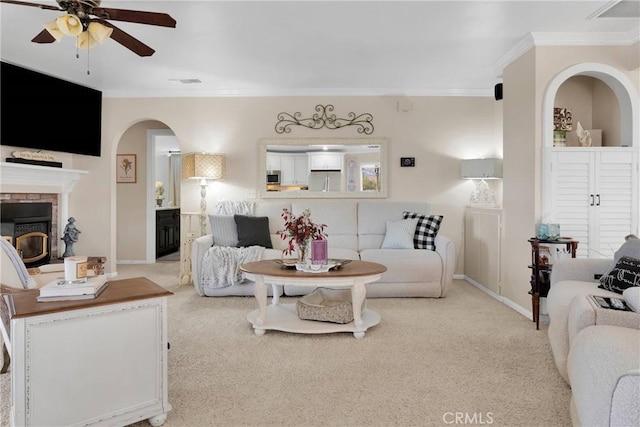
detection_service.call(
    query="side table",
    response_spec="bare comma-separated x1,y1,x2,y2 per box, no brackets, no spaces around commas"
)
180,212,200,285
528,237,578,330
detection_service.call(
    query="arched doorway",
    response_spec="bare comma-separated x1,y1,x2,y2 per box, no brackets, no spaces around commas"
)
115,120,181,264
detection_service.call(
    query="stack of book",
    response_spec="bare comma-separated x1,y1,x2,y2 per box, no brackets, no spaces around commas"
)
37,275,109,302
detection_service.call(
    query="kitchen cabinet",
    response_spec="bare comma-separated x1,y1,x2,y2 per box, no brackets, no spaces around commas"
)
266,153,281,172
547,148,638,258
156,208,180,258
280,154,309,185
309,153,343,170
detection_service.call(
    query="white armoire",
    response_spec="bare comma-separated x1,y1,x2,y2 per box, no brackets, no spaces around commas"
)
547,147,638,258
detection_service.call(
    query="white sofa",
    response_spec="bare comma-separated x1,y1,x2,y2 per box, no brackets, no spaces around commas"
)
547,257,640,426
192,200,455,298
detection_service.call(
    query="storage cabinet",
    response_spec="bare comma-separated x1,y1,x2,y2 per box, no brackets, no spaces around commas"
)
309,153,343,170
156,208,180,258
548,148,638,258
280,154,309,185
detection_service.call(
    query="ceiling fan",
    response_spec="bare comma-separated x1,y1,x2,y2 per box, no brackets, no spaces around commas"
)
0,0,176,56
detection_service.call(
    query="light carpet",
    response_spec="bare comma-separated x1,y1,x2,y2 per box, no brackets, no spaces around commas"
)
1,262,571,427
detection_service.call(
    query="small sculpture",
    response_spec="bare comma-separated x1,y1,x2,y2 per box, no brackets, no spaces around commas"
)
576,121,592,147
61,217,81,257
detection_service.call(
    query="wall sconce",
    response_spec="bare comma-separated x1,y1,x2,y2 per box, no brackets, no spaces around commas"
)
182,153,226,235
461,158,502,208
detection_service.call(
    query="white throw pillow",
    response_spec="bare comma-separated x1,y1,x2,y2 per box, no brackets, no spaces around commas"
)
381,218,418,249
208,215,238,247
623,287,640,313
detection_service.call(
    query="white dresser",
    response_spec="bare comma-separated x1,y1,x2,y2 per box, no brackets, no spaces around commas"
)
1,277,172,427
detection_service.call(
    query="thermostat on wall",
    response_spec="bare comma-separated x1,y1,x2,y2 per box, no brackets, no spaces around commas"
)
400,157,415,167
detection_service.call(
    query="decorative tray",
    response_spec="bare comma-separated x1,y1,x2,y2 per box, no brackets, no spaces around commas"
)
273,259,352,271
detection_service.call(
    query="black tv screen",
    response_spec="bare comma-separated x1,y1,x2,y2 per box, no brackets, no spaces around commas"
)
1,61,102,157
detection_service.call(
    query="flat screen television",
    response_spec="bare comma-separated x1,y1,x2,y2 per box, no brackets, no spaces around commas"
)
1,61,102,157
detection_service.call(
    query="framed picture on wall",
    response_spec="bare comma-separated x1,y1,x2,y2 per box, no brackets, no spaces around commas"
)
116,154,137,183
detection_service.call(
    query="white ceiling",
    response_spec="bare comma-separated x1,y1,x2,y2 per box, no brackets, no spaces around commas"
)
1,1,638,98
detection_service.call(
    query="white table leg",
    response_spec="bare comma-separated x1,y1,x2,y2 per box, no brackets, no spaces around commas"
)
351,279,366,339
271,284,282,305
254,277,268,333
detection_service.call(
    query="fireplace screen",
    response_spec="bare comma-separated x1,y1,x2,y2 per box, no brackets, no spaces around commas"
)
0,202,53,268
15,232,48,264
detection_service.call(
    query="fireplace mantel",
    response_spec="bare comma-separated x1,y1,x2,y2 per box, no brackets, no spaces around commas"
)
0,162,88,193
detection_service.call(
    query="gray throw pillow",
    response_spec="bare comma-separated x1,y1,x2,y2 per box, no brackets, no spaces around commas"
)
234,215,273,248
208,215,238,247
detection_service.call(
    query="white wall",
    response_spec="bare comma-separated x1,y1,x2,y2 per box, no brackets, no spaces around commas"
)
90,96,501,274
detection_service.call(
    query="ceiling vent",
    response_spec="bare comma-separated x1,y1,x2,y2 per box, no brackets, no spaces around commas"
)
590,1,640,19
169,78,202,84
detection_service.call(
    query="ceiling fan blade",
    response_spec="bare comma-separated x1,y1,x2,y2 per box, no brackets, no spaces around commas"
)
97,19,155,57
91,7,176,28
31,29,56,43
0,0,61,11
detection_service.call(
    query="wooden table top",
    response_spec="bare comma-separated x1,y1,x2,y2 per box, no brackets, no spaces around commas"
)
240,260,387,278
3,277,173,319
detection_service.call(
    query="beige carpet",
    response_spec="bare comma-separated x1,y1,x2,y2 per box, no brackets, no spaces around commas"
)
1,262,571,427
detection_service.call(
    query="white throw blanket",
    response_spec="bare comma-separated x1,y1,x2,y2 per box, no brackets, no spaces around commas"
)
199,245,264,292
215,200,255,215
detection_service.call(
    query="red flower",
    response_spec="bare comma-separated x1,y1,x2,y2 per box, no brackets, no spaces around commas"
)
276,208,327,255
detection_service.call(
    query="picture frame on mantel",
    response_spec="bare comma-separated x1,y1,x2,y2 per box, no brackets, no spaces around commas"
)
116,154,137,183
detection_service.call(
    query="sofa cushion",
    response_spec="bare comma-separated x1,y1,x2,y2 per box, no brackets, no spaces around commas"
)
403,212,443,250
359,248,443,284
291,201,358,251
208,215,238,247
599,256,640,294
234,215,273,248
381,218,418,249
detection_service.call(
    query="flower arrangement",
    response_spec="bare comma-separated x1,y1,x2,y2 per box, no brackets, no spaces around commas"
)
155,181,165,200
276,208,327,257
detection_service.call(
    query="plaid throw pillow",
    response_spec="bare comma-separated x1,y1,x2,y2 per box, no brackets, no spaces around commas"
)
403,212,443,250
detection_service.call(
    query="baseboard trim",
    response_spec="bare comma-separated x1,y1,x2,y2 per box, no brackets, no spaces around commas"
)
463,276,548,325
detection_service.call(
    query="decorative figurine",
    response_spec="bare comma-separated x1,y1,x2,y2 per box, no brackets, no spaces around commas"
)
61,217,81,257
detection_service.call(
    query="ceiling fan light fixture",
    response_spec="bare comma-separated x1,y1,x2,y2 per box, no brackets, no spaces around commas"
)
43,20,64,42
87,22,113,45
56,14,83,37
76,30,96,49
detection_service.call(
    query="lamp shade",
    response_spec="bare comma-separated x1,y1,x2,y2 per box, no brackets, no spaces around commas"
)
182,153,226,180
87,22,113,45
461,158,503,179
56,14,83,37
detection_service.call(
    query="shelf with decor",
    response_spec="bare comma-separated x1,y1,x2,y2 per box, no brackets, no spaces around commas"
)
528,237,578,330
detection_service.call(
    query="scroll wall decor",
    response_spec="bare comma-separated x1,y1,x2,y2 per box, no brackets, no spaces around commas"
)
275,104,374,135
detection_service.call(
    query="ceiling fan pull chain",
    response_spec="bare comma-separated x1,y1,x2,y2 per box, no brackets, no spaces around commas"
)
86,45,90,75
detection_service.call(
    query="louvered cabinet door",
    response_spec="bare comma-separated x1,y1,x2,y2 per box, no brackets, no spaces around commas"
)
594,150,638,257
550,149,638,259
551,151,592,258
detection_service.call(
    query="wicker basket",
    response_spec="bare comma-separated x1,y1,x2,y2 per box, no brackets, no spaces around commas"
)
296,288,354,324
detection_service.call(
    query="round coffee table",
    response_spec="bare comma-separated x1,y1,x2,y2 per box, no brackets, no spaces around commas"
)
240,260,387,339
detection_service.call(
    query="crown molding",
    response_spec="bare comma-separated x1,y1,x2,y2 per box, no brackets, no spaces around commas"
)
495,29,639,75
102,87,494,99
